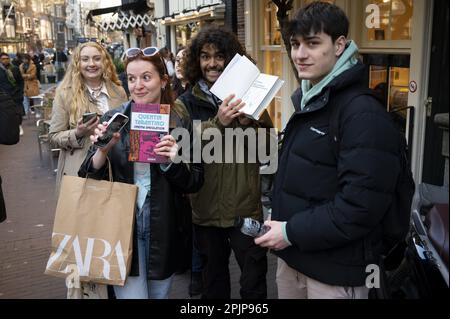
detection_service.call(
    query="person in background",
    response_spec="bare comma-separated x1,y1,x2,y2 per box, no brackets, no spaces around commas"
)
19,54,39,118
159,47,175,78
0,52,24,135
11,53,22,68
172,47,190,99
79,47,204,299
0,91,21,223
56,49,68,71
29,51,43,83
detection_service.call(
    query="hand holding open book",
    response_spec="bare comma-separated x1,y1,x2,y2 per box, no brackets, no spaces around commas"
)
210,54,285,120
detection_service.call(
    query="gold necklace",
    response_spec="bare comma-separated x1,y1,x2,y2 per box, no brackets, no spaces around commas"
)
87,83,102,91
87,83,103,99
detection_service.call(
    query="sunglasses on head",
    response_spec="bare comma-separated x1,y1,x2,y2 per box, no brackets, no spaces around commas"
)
78,38,98,44
125,47,169,75
125,47,159,58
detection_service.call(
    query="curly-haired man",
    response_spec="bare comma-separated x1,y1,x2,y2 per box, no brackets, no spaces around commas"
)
175,25,271,299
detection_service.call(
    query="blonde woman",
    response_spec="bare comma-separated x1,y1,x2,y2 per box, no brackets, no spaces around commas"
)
50,42,127,194
49,42,127,299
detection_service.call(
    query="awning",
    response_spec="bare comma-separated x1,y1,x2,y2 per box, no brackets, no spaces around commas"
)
86,0,155,32
161,4,225,26
87,0,152,20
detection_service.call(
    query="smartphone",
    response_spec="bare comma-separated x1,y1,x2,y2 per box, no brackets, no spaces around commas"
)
94,113,129,148
82,112,98,124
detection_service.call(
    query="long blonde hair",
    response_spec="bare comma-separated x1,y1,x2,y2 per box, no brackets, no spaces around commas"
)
57,42,122,126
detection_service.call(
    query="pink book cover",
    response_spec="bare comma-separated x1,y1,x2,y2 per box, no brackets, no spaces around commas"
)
129,103,171,164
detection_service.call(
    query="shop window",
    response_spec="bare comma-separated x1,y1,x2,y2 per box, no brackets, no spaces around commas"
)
263,0,281,46
365,0,413,41
263,50,283,130
176,22,200,47
261,1,283,130
364,54,410,133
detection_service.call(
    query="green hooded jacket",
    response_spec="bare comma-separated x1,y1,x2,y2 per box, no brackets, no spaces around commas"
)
176,83,273,227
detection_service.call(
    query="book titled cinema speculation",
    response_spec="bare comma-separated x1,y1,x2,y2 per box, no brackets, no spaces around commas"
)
210,53,284,120
128,103,170,164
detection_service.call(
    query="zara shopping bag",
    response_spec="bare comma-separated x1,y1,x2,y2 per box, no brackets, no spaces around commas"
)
45,165,137,286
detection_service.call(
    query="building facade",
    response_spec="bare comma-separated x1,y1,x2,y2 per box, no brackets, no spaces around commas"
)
244,0,449,186
0,0,69,53
153,0,226,51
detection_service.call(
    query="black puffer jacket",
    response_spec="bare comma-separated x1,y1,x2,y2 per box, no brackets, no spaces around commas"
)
79,101,204,280
272,63,401,286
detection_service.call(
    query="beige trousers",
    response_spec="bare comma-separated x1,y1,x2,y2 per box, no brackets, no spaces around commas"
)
276,258,369,299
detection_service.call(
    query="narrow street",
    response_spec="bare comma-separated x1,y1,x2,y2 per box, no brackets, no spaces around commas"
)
0,114,66,298
0,96,277,299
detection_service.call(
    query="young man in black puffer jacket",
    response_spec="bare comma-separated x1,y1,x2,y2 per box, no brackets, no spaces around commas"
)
255,2,402,299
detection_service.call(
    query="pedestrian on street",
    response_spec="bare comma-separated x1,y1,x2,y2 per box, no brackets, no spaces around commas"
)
0,52,24,135
159,47,175,78
254,2,404,299
0,91,21,223
79,47,204,299
172,46,190,99
19,54,39,118
176,25,272,299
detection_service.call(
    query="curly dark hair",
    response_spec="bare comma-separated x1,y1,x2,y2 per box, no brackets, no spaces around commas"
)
183,24,251,86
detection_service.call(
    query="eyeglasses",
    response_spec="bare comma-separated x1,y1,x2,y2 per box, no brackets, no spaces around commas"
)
125,47,168,75
125,47,159,58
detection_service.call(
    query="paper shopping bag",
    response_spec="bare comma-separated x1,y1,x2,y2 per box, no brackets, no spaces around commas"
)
45,174,137,286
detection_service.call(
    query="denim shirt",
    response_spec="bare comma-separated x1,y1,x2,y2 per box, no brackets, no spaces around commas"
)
198,79,221,108
134,163,151,239
134,162,172,239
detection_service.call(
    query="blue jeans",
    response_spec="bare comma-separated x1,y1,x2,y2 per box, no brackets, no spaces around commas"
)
114,200,173,299
23,96,31,114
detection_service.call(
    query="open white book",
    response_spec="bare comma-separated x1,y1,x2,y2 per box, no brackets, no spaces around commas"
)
210,54,285,120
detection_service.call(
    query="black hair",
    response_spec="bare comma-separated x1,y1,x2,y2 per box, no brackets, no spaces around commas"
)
183,24,250,85
288,1,349,42
0,52,9,58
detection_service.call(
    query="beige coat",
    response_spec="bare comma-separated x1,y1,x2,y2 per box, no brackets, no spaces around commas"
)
20,61,40,97
49,82,128,194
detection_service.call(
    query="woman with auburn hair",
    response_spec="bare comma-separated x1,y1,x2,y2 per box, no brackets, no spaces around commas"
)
49,41,128,195
79,47,203,299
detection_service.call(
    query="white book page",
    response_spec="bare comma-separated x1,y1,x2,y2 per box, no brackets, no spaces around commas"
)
240,73,279,116
251,79,285,120
210,54,260,101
